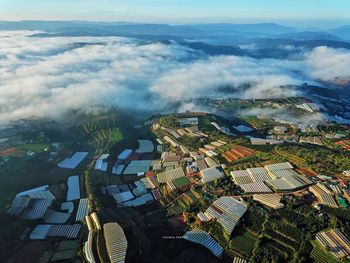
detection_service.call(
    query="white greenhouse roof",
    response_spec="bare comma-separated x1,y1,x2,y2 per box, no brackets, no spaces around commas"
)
58,152,88,169
67,175,80,201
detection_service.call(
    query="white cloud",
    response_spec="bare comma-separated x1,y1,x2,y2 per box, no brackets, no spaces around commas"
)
0,31,349,125
305,46,350,81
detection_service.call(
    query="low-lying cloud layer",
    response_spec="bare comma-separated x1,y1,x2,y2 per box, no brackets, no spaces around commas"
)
0,31,349,125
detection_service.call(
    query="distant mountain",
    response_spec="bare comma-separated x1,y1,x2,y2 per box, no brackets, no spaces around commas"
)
0,21,297,44
3,20,350,60
179,41,248,56
0,20,296,34
271,31,341,41
195,23,297,34
328,25,350,40
238,38,350,58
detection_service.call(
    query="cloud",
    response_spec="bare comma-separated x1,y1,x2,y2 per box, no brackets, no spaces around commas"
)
305,46,350,82
0,31,349,125
150,56,304,103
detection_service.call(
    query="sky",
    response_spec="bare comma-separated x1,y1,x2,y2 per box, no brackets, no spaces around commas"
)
0,0,350,27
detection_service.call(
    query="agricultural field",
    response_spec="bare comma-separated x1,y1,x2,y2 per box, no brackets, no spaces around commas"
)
336,139,350,151
20,143,50,153
310,242,341,263
221,145,255,163
274,144,350,174
229,230,257,258
81,115,124,155
166,201,185,217
243,116,277,129
248,204,326,263
242,207,266,234
0,147,24,157
178,191,198,208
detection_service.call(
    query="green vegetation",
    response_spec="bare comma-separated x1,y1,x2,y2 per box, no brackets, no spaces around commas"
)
310,241,341,263
243,207,266,234
274,144,350,174
110,128,123,143
159,114,179,128
172,176,191,188
243,116,277,129
20,143,50,153
229,231,256,258
166,202,185,217
80,112,135,156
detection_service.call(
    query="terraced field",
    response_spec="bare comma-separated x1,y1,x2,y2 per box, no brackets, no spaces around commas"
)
81,116,123,155
310,242,341,263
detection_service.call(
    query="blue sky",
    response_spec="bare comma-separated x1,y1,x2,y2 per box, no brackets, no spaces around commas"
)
1,0,349,27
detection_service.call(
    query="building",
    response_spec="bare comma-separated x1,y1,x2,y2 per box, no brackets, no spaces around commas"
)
67,175,80,201
310,183,338,208
247,167,272,182
240,182,272,194
123,193,154,207
231,170,254,185
140,176,158,189
132,181,147,197
200,166,225,183
162,153,182,167
264,162,293,174
104,223,128,263
58,152,88,169
123,160,152,175
112,164,125,175
178,117,199,127
203,196,247,235
232,125,254,133
157,167,186,183
43,209,71,224
117,149,133,160
266,174,312,191
273,126,288,133
179,145,190,155
75,198,89,221
196,158,208,171
231,162,311,192
233,257,248,263
29,224,82,240
95,154,109,171
85,231,96,263
8,185,56,219
163,136,179,147
299,136,324,146
297,103,320,113
112,191,134,203
204,157,217,167
16,185,55,199
91,212,101,230
197,212,210,222
253,194,285,209
316,229,350,259
183,228,223,258
211,122,235,136
250,137,282,145
135,140,154,153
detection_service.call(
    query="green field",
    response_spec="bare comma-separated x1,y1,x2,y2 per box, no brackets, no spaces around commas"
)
230,231,256,257
243,116,277,129
110,128,123,143
310,243,341,263
20,143,50,153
